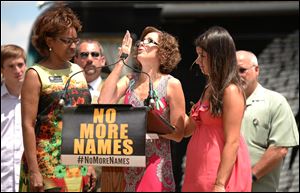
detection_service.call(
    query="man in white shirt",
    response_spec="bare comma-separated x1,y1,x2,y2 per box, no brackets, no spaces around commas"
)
1,44,26,192
74,39,107,104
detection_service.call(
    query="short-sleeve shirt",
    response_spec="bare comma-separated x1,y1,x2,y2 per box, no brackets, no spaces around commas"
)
241,84,299,192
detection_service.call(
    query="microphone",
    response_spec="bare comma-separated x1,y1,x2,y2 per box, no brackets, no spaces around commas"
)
120,59,156,109
59,68,85,106
144,81,156,108
60,54,156,109
59,58,123,106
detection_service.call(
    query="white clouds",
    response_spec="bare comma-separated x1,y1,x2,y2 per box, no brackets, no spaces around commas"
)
1,20,34,52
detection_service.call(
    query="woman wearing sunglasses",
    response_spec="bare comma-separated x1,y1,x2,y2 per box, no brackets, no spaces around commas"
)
99,26,185,192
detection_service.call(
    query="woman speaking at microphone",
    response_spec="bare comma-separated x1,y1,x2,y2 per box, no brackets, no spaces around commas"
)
99,26,186,192
20,4,96,192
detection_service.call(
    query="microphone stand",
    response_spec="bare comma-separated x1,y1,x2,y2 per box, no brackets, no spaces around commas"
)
120,59,156,109
59,58,125,107
59,69,85,106
59,53,156,109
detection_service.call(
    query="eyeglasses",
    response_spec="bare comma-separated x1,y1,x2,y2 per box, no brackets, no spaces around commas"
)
135,38,159,47
79,52,100,59
238,65,256,74
58,37,80,45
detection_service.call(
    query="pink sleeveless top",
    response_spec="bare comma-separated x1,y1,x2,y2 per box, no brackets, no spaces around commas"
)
182,100,252,192
123,74,175,192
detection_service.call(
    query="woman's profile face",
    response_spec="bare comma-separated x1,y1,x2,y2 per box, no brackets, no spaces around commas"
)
49,27,79,62
195,46,209,76
136,32,160,62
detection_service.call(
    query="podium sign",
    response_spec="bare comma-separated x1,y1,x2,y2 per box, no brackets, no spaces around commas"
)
61,104,148,167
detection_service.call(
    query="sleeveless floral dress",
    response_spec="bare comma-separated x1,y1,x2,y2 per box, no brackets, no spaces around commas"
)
123,74,175,192
19,63,92,192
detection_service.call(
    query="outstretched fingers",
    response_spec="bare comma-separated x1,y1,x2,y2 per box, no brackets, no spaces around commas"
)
121,30,133,56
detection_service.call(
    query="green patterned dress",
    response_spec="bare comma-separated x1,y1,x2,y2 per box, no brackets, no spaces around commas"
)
19,63,92,192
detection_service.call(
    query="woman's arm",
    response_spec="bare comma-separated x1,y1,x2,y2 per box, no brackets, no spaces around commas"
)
98,30,132,104
98,65,130,104
160,77,185,142
21,69,44,192
184,113,196,138
213,84,245,191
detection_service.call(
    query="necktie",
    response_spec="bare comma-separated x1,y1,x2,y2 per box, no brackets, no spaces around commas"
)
88,84,93,90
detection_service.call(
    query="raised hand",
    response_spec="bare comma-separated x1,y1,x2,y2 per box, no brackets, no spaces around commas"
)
119,30,133,59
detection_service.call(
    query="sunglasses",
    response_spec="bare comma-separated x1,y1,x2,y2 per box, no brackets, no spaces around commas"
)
58,37,80,45
79,52,101,59
238,65,256,74
135,38,159,47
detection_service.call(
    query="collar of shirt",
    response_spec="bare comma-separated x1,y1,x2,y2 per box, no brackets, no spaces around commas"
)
246,83,265,107
88,76,102,91
1,82,20,99
1,82,8,98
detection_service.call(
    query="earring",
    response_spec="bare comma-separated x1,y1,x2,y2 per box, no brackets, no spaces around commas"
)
49,47,52,52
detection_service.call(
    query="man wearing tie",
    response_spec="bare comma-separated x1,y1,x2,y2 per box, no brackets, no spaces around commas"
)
74,39,107,104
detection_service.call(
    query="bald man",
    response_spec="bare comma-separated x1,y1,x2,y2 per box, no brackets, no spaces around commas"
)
236,50,299,192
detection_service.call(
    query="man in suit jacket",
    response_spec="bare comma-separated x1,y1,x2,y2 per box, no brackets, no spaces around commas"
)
74,39,107,104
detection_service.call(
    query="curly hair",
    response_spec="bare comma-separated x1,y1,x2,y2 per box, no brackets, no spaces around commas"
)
31,3,82,56
133,26,181,74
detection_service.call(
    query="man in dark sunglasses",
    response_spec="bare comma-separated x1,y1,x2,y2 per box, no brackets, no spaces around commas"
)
74,39,107,105
236,50,299,192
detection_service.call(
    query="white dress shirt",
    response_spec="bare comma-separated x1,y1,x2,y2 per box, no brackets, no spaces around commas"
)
88,76,102,104
1,83,24,192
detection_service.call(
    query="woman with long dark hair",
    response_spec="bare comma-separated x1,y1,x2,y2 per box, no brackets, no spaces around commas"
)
182,26,252,192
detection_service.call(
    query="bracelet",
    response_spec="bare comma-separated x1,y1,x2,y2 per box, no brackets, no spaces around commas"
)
252,173,258,182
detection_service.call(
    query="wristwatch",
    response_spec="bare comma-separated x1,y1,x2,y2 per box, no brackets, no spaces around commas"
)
252,173,258,182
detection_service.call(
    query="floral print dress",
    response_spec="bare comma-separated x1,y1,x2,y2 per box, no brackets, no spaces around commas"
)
19,63,92,192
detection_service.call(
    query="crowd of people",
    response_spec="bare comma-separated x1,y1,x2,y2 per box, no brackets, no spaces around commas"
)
1,3,299,192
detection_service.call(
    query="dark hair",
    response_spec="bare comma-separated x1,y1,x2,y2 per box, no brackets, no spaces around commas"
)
133,26,181,74
1,44,26,68
31,3,82,56
195,26,244,116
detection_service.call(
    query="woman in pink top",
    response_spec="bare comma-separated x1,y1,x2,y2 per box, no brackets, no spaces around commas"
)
99,26,185,192
182,26,252,192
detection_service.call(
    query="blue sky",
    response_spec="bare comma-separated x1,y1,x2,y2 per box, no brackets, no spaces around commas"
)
1,1,50,52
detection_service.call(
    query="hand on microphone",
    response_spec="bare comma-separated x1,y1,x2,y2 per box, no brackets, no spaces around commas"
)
119,30,132,60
